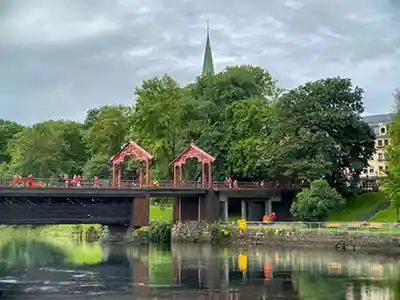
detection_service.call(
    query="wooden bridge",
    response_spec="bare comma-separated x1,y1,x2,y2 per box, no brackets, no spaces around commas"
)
0,140,299,227
0,178,296,226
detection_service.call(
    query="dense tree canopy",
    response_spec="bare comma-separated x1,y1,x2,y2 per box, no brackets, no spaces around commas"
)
266,77,375,194
0,65,376,197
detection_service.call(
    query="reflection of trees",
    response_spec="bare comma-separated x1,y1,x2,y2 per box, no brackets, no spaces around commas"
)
148,245,173,285
292,273,347,300
0,240,67,267
0,239,102,267
384,278,400,300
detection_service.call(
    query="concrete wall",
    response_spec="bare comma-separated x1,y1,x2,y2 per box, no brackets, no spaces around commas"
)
172,221,400,254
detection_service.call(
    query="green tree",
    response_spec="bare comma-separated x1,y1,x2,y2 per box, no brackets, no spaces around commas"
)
290,179,344,221
0,120,24,163
83,107,101,129
45,120,88,175
186,65,279,180
267,77,375,193
227,96,273,178
132,75,185,179
82,153,112,179
85,105,130,157
380,89,400,221
7,122,68,177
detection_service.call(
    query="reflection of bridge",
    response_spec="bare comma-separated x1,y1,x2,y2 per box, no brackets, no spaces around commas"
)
0,141,297,227
0,240,150,299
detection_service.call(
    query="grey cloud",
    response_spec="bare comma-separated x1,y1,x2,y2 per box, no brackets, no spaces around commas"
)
0,0,399,124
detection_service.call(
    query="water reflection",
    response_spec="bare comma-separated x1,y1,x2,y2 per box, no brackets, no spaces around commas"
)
0,239,399,299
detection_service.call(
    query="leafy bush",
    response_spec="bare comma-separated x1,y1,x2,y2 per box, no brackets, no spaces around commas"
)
148,221,172,243
290,179,345,222
210,223,236,243
135,226,149,237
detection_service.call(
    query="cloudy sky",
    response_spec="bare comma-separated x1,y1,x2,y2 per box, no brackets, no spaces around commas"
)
1,0,400,124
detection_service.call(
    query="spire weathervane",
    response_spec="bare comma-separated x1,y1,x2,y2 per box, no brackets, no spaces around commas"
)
207,19,210,34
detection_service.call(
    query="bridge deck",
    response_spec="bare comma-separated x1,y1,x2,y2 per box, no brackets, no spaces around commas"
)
0,179,296,198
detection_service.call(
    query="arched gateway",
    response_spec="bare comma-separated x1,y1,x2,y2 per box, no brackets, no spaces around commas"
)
109,140,153,188
169,143,215,188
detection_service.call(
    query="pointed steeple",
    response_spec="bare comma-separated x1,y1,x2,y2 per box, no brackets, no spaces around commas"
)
202,20,215,76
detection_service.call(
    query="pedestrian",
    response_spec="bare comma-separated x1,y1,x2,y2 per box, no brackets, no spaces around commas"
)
93,176,99,188
63,174,69,188
76,175,81,188
27,174,34,187
227,177,233,188
270,212,276,223
233,180,238,189
263,214,269,223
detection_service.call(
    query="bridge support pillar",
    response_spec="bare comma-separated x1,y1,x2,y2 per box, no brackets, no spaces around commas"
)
132,197,149,228
241,200,247,219
219,193,228,223
265,199,272,216
172,197,181,223
200,191,219,223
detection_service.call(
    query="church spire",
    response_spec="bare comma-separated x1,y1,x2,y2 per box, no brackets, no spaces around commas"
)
202,20,215,76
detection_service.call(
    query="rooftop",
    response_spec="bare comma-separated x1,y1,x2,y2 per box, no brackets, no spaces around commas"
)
363,113,395,127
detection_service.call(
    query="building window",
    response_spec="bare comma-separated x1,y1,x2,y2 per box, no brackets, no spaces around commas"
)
378,152,383,160
380,127,386,134
384,139,389,146
370,168,374,174
362,169,367,174
379,166,384,172
385,166,389,170
377,140,383,146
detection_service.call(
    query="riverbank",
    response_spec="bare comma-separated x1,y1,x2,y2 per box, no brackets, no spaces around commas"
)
170,221,400,254
4,221,400,255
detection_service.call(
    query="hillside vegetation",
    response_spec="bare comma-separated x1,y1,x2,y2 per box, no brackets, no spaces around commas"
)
328,192,388,222
369,206,399,222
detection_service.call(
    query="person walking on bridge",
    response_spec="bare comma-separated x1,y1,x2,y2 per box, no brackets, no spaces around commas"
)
17,175,23,187
93,176,99,188
76,175,81,187
27,174,34,187
226,177,232,188
233,180,238,189
63,174,69,188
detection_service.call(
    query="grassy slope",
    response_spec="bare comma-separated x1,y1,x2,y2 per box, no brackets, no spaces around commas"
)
328,192,387,222
150,205,172,221
370,206,398,222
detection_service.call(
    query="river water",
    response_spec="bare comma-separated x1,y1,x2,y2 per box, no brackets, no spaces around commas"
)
0,238,399,300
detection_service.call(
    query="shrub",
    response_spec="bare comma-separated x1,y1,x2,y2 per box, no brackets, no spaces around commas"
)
148,221,172,243
291,179,345,222
210,223,236,243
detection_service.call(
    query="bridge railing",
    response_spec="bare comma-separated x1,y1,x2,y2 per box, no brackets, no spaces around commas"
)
0,177,298,190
